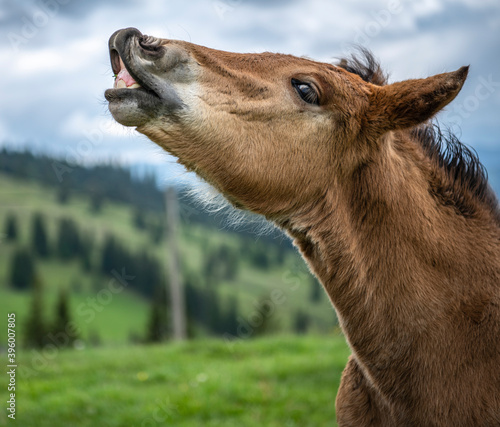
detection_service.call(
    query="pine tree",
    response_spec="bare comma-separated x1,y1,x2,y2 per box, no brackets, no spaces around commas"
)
146,303,165,342
24,279,46,348
250,245,270,270
32,212,50,257
4,213,18,242
80,234,93,272
51,288,77,348
310,276,323,303
56,184,70,204
293,310,310,335
252,297,277,337
133,208,147,230
100,234,117,274
227,252,239,281
89,192,103,213
100,234,131,276
9,248,36,290
205,288,222,334
56,217,81,259
146,285,169,342
223,297,238,336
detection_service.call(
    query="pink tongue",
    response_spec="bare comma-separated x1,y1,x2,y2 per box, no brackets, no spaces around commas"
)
114,68,138,88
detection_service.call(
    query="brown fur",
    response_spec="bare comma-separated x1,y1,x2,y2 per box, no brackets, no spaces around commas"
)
106,30,500,425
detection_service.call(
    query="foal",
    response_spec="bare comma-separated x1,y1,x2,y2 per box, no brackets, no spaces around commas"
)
105,28,500,426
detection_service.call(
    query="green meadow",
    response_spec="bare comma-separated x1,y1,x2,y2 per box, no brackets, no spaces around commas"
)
8,335,350,427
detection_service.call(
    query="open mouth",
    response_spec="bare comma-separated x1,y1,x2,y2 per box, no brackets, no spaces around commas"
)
108,47,159,98
112,53,141,89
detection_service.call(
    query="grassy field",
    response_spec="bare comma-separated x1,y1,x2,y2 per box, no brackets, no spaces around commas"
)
4,335,350,427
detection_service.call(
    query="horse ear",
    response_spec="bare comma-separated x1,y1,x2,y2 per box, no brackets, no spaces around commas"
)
367,66,469,133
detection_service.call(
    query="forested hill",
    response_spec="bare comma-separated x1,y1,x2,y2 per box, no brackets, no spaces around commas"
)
0,148,288,243
0,148,161,209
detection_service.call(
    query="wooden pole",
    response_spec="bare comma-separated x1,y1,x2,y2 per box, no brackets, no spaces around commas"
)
166,186,187,340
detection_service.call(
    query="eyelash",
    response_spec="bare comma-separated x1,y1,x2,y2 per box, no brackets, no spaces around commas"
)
291,78,319,105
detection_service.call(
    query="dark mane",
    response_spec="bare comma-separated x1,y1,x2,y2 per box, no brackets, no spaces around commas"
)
413,125,500,223
337,47,388,86
338,49,500,224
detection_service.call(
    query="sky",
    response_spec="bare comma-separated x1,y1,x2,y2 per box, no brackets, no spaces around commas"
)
1,0,499,186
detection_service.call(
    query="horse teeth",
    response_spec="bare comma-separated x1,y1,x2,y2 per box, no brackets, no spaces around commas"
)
114,79,141,89
114,79,127,89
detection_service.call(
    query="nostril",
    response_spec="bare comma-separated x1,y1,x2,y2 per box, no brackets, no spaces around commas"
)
139,35,162,53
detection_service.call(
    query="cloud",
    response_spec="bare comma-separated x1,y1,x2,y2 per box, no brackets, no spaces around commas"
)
0,0,136,28
59,111,132,139
1,0,499,179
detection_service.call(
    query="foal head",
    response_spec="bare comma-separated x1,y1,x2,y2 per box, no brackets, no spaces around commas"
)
105,28,468,218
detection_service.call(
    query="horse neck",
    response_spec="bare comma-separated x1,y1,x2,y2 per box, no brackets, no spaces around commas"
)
281,131,500,358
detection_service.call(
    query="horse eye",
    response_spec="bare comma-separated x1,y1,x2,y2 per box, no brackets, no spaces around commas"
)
291,78,319,105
